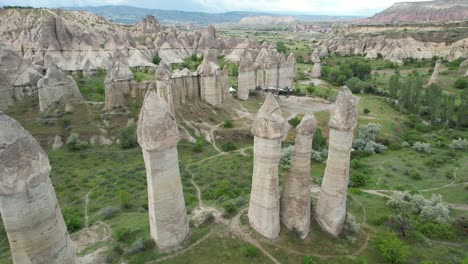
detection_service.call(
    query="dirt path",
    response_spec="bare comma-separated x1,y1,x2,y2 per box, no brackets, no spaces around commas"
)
230,208,281,264
84,186,98,228
146,232,213,264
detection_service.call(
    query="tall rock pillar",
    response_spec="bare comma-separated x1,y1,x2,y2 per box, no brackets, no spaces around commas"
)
311,49,321,78
0,112,76,264
248,93,285,239
315,87,359,237
427,59,442,86
137,90,189,248
238,57,255,100
280,113,317,238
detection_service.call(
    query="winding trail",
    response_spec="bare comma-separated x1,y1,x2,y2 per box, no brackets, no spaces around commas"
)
230,208,281,264
84,186,99,228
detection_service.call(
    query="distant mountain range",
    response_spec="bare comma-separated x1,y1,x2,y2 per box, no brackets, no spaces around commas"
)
65,5,361,25
360,0,468,24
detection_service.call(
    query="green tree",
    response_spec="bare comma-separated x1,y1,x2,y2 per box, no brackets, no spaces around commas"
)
276,41,287,54
425,84,442,124
458,88,468,127
388,74,400,99
312,128,326,150
306,83,315,95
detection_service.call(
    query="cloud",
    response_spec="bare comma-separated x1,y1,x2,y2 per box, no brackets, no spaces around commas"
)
0,0,429,16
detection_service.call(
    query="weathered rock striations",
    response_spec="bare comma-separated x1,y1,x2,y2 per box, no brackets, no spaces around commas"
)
238,57,255,100
0,42,43,110
248,93,285,239
311,49,321,78
255,48,296,90
427,59,442,86
104,54,134,110
320,35,467,65
155,61,176,113
315,87,359,237
137,90,189,249
37,65,84,111
197,49,224,105
0,112,76,264
280,114,317,239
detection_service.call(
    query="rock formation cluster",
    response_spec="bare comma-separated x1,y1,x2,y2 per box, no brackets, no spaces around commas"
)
138,15,160,34
104,54,135,110
280,114,317,238
315,87,359,236
248,93,285,238
137,89,189,248
320,35,467,65
255,48,296,90
37,64,84,111
0,42,43,110
197,49,225,105
238,56,256,100
0,112,76,263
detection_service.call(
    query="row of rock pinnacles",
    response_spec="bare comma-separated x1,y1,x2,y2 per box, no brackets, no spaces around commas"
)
0,86,357,263
248,87,359,239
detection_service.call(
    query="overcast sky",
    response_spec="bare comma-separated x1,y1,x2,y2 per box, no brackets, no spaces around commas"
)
0,0,429,16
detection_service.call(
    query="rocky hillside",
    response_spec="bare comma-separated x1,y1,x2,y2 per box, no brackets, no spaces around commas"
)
363,0,468,23
237,16,298,28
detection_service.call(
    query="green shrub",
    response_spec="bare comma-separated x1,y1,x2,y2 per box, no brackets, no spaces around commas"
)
100,206,121,220
363,108,371,115
223,119,234,128
349,172,367,187
193,138,205,152
118,190,131,209
128,239,145,254
288,115,302,128
416,222,457,239
375,233,410,264
114,227,133,241
302,256,315,264
222,201,237,215
119,125,137,149
66,133,88,151
453,78,468,89
152,55,161,65
221,142,236,151
240,244,259,258
62,207,84,233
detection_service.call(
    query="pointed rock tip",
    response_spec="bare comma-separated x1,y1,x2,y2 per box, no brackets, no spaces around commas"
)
155,61,172,80
296,113,317,135
0,113,50,194
329,86,359,132
137,90,179,151
251,93,285,139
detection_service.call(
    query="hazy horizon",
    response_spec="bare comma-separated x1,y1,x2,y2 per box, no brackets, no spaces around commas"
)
0,0,430,16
